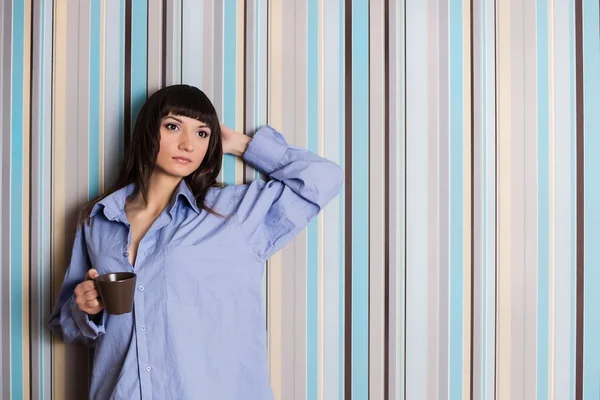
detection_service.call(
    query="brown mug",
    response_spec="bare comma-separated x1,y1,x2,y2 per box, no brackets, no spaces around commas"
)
95,272,137,315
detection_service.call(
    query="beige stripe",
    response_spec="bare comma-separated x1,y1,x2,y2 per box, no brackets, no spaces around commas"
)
235,0,245,184
523,0,538,397
267,1,283,398
548,0,556,395
369,0,386,399
147,0,163,94
462,0,472,397
496,0,512,397
99,0,106,192
51,2,68,399
317,0,325,398
21,1,32,398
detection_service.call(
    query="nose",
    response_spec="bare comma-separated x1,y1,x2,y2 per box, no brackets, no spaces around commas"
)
178,133,194,152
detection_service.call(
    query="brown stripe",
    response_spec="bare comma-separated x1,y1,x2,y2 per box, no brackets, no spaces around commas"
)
383,0,390,397
344,0,353,397
469,0,475,398
380,1,391,400
575,0,584,398
161,0,167,88
124,0,132,154
28,1,36,396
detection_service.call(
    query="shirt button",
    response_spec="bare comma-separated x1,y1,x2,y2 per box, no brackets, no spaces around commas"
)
138,286,144,292
123,252,129,257
141,326,147,331
145,366,151,372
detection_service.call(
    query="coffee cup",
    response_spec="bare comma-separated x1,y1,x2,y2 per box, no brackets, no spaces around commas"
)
95,272,137,315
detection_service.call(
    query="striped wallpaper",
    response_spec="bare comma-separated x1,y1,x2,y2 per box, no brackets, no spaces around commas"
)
0,0,599,399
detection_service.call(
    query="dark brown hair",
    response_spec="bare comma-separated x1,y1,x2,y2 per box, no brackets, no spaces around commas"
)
81,84,223,223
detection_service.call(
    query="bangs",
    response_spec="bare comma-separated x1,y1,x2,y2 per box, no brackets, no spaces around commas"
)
157,85,218,127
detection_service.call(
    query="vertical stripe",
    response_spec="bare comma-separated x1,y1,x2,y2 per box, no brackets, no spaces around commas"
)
104,0,124,187
223,0,237,185
383,0,390,397
338,0,347,398
574,0,583,397
582,0,600,398
351,0,369,398
51,1,68,397
449,0,464,396
426,0,440,396
438,0,450,395
552,0,577,393
344,0,353,397
405,0,429,398
368,0,385,397
130,0,148,128
471,0,484,396
496,0,513,396
147,0,163,94
523,0,538,397
482,0,496,398
90,0,101,199
307,0,319,399
10,1,25,397
182,0,203,88
537,0,550,398
322,0,343,398
267,1,283,397
0,1,10,396
317,1,325,397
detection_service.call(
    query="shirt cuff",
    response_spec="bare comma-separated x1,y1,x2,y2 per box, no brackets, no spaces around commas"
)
70,296,106,339
242,125,288,175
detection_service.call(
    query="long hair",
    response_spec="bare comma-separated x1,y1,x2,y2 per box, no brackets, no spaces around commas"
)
81,84,223,223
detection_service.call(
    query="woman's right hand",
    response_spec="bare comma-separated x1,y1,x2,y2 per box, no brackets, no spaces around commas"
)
74,269,104,315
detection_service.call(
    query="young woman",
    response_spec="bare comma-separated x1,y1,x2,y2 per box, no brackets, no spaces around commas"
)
48,84,343,399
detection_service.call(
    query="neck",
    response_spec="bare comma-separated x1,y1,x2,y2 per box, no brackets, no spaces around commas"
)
129,172,182,215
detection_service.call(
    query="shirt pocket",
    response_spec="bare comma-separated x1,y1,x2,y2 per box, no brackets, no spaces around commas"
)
164,244,235,306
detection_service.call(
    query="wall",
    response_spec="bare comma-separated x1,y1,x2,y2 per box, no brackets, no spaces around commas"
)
1,0,599,399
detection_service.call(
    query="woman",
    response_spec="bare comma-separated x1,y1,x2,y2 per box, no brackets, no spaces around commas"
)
48,84,343,399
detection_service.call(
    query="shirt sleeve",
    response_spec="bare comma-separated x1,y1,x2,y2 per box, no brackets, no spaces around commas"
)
48,223,106,347
234,125,344,260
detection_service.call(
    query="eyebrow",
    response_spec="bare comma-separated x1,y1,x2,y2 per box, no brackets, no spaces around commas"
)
164,116,210,130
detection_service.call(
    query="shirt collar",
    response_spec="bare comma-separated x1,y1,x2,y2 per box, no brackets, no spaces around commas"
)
90,180,200,220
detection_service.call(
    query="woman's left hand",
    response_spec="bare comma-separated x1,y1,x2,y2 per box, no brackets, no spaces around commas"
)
221,124,251,156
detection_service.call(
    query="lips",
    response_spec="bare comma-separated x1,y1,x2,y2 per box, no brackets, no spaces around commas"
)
172,156,192,164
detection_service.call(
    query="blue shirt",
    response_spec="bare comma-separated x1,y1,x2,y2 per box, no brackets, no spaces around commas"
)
48,125,343,400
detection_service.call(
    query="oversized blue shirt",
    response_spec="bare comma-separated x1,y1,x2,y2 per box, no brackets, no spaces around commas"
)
48,125,343,399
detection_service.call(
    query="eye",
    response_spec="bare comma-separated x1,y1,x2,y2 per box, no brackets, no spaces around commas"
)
196,131,209,138
165,123,179,131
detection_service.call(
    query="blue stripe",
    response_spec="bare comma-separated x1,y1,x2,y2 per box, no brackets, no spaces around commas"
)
338,0,346,398
223,0,237,185
10,1,25,398
583,0,600,398
536,1,550,398
131,0,148,130
569,0,576,397
89,0,101,199
119,0,126,162
449,0,464,397
306,0,319,398
351,0,369,398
